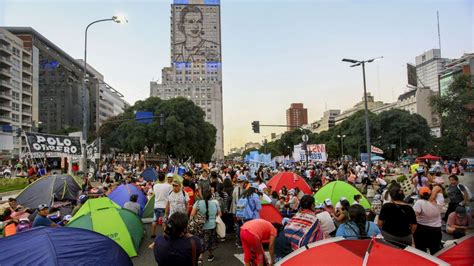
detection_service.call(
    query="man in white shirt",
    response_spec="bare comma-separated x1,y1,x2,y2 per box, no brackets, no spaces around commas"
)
151,172,171,238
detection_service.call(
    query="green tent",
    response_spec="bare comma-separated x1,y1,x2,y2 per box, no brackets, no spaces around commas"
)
314,181,371,209
142,195,155,219
67,197,144,257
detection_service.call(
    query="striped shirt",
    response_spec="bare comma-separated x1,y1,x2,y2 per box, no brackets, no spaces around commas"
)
284,209,324,250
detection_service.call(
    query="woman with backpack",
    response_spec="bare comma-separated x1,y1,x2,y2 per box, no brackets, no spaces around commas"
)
336,204,380,239
190,191,221,263
236,183,262,222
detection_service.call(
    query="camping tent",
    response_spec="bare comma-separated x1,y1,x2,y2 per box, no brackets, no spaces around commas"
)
260,204,283,224
143,195,155,219
0,227,132,265
371,155,385,161
267,172,312,195
141,168,158,182
435,234,474,266
314,181,371,209
108,184,148,213
67,197,144,257
16,174,81,209
417,154,442,161
277,237,447,266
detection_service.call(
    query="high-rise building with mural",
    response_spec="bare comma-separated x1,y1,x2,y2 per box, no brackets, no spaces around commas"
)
150,0,224,159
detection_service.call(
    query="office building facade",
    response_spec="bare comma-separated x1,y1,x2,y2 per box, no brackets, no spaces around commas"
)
150,0,224,159
311,109,340,134
286,103,308,131
415,49,451,93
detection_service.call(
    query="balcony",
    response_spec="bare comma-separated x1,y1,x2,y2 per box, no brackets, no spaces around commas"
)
0,105,12,111
0,56,12,66
22,86,32,95
0,44,12,55
22,109,32,116
0,68,13,78
0,91,12,100
0,80,13,89
22,98,32,106
22,58,32,66
22,77,32,85
22,65,32,75
0,114,11,122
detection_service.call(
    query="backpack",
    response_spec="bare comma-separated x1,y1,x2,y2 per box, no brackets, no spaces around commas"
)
235,196,256,220
214,193,226,213
458,184,473,201
16,219,31,233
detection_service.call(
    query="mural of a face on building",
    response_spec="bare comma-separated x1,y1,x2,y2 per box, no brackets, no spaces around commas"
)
173,5,220,63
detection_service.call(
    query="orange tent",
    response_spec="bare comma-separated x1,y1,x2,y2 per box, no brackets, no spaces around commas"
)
267,172,312,195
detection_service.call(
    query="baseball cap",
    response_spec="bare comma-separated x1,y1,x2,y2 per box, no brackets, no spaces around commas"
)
428,168,436,173
324,198,333,206
288,189,295,195
38,204,49,211
63,215,72,221
166,173,174,178
418,186,431,196
455,206,466,217
237,175,247,182
416,167,425,173
250,183,259,190
339,197,347,202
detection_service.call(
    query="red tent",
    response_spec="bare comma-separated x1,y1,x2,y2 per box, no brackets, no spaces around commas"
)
260,204,283,225
435,235,474,266
417,154,441,161
277,237,447,266
267,172,312,195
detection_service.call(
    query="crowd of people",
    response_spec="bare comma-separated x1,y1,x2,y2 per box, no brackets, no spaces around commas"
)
0,158,472,266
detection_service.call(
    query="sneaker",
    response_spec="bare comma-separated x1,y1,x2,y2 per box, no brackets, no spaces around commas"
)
207,255,215,262
235,243,242,248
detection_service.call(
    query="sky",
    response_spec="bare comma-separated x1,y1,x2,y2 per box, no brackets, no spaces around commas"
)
1,0,473,154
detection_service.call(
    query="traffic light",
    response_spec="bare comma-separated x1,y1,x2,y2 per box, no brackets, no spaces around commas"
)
251,121,260,133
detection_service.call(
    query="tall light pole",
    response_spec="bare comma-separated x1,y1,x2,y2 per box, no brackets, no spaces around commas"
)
342,56,382,175
82,15,127,171
337,134,346,159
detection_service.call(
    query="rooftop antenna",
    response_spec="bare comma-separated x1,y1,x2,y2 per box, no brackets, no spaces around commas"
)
437,11,442,56
377,64,381,100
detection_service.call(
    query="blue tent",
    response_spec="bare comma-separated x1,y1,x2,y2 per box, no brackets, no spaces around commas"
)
141,168,158,181
0,227,132,265
108,184,147,213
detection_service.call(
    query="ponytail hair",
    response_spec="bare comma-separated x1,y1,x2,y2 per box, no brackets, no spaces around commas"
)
204,192,211,221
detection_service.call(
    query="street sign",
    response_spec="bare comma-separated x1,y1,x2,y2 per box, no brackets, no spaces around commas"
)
302,134,309,142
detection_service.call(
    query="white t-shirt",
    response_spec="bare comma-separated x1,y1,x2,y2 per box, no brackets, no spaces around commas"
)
153,183,172,209
316,211,336,237
258,183,267,192
413,199,442,227
168,190,189,217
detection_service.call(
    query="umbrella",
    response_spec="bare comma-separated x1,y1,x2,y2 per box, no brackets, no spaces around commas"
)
435,234,474,266
417,154,441,161
141,168,158,182
267,172,312,195
277,237,447,266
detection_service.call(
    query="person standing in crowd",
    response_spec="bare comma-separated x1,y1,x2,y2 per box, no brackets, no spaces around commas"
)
240,219,277,266
124,194,141,216
287,189,299,212
429,174,445,208
446,206,472,239
336,204,380,239
182,179,195,215
444,175,469,221
412,167,429,193
284,195,324,251
378,186,417,246
151,173,172,238
412,187,442,254
190,192,221,263
231,175,247,248
166,180,190,220
352,195,362,205
32,204,58,228
239,183,262,222
151,212,202,265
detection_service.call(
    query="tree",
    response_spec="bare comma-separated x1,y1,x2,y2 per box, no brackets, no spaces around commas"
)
99,97,217,161
430,74,474,158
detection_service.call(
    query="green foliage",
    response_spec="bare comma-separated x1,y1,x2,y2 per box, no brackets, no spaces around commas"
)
0,178,28,193
99,97,217,161
262,109,433,160
430,74,474,158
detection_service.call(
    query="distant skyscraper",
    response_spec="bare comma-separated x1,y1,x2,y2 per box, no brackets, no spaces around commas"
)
415,49,450,93
286,103,307,131
150,0,224,159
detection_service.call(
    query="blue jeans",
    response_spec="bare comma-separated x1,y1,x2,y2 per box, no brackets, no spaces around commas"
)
153,208,165,222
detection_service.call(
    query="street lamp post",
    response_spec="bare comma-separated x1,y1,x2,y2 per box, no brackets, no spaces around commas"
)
342,56,382,175
82,15,127,172
337,134,346,159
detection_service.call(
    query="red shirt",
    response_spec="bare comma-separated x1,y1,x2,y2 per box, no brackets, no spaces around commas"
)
241,219,277,242
183,186,195,214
